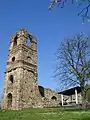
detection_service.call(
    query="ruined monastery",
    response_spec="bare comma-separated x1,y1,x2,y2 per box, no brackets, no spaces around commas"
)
1,29,82,110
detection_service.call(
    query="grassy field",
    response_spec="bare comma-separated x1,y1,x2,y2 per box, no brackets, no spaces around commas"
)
0,108,90,120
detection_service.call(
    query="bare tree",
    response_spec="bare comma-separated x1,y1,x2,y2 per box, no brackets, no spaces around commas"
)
55,34,90,108
49,0,90,23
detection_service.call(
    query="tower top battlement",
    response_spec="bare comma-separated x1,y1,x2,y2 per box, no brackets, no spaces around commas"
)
11,29,30,40
10,29,37,43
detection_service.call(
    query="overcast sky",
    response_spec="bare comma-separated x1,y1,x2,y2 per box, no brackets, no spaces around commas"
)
0,0,90,98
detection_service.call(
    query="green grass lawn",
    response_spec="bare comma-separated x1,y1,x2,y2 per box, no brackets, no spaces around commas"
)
0,108,90,120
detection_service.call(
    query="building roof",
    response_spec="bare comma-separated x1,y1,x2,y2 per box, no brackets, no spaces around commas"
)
58,86,81,95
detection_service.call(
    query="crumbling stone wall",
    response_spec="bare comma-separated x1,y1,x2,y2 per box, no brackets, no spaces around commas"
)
38,87,61,107
44,88,61,107
44,88,60,101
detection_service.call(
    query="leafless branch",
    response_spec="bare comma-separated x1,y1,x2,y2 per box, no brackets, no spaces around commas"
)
49,0,90,23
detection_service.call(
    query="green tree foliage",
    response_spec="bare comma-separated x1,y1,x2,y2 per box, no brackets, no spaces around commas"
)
55,34,90,108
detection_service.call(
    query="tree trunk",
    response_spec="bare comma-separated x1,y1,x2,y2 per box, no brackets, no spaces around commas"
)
81,89,87,109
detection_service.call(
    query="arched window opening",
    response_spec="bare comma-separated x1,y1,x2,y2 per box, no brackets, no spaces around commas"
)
7,93,12,108
9,75,13,83
13,36,17,47
12,57,15,62
51,96,57,101
26,37,31,46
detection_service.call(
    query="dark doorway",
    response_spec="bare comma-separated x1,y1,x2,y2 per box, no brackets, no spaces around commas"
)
7,93,12,108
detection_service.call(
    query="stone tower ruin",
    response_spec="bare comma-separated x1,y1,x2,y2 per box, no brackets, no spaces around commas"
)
2,29,43,110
